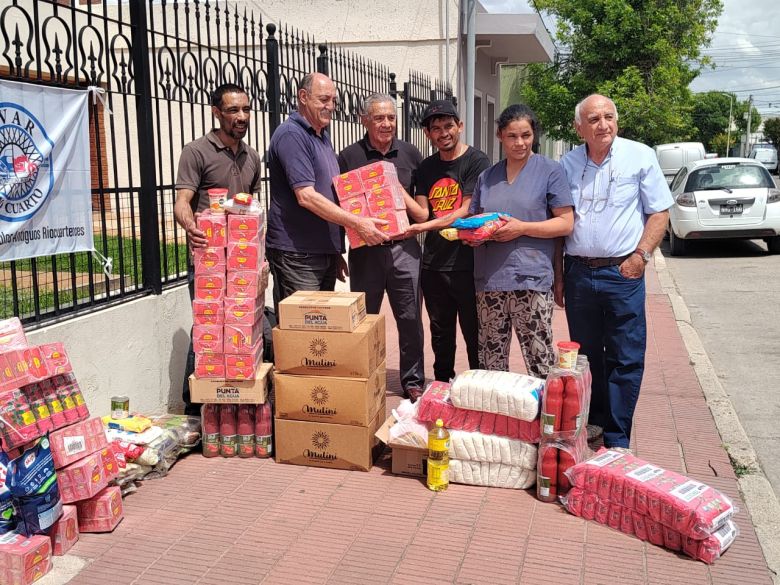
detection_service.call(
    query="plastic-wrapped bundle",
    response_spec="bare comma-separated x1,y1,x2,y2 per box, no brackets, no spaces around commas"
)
563,487,739,564
536,431,591,503
450,370,542,421
566,449,737,539
540,364,591,440
449,430,537,467
416,381,541,442
449,459,535,489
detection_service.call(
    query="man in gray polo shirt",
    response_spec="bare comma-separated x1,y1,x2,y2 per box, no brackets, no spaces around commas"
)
174,82,262,415
266,72,388,312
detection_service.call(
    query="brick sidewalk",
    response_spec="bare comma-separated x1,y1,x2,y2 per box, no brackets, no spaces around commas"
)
59,261,773,585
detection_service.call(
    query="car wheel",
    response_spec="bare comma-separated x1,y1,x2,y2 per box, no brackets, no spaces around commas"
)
669,229,687,256
767,236,780,254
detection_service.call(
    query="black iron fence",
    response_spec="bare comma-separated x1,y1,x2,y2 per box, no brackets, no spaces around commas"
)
0,0,452,327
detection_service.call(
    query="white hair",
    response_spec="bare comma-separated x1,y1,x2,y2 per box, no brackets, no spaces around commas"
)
361,93,397,117
575,94,619,124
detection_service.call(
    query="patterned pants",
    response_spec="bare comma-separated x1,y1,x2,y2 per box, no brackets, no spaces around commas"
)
477,289,555,379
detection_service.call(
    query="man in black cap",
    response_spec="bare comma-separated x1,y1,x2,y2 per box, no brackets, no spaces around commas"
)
406,100,491,382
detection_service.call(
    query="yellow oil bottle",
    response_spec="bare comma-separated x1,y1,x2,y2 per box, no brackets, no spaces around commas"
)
427,418,450,492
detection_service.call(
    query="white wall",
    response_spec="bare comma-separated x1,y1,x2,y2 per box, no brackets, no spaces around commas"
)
27,286,192,418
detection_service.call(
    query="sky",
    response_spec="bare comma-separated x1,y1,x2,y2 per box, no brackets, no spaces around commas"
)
480,0,780,119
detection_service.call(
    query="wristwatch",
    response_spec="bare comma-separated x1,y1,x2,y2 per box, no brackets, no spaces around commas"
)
633,248,652,263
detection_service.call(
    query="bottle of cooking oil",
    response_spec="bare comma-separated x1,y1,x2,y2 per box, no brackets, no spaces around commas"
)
427,418,450,491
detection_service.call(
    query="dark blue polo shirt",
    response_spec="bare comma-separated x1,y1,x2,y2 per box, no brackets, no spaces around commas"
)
266,112,344,254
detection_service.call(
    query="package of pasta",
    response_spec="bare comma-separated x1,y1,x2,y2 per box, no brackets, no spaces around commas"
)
449,369,543,421
540,365,591,441
565,449,737,539
562,487,739,564
415,381,540,442
449,212,510,243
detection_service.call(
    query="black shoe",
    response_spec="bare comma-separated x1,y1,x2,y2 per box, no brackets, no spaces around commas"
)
404,386,424,402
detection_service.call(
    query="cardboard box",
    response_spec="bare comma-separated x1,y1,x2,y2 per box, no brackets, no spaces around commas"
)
38,343,72,375
56,447,120,504
197,211,227,247
332,170,364,200
366,186,405,213
227,213,263,243
192,325,223,354
76,486,124,533
48,505,79,556
0,532,52,585
274,403,385,472
192,247,225,274
375,415,428,478
194,353,226,379
188,362,272,403
341,193,370,218
49,416,108,469
273,314,384,378
227,241,261,271
277,291,367,332
275,361,386,426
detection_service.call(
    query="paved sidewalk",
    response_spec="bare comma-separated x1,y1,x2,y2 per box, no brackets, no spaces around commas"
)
50,260,774,584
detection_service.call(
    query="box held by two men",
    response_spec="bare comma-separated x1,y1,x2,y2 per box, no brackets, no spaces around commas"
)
272,314,385,378
275,361,386,426
189,362,272,404
278,291,367,332
375,416,428,478
274,401,386,472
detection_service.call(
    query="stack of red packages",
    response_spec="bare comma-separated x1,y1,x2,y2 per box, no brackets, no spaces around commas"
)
201,402,272,459
75,485,123,533
561,449,739,563
536,356,593,502
192,206,266,381
0,532,52,585
47,505,78,556
415,381,540,443
332,161,410,249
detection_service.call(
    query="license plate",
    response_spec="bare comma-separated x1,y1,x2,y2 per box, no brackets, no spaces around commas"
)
720,203,743,215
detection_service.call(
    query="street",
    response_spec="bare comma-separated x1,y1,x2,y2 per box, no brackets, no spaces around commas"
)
660,226,780,502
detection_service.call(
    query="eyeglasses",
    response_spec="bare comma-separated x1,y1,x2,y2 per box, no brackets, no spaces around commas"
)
578,157,616,214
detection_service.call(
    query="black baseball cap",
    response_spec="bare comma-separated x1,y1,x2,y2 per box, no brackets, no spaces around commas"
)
421,100,460,128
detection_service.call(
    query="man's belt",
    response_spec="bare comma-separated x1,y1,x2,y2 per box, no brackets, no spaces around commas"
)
379,239,404,247
568,254,631,268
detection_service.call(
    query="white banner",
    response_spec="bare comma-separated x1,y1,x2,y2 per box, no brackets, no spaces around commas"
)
0,79,93,261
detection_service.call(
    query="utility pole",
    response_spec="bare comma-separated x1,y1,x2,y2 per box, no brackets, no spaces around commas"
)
726,93,733,156
745,94,753,156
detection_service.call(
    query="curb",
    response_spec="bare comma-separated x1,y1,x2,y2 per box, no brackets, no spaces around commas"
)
653,249,780,585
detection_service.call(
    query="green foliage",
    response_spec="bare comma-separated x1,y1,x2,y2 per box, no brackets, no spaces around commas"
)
764,118,780,149
522,0,723,145
733,102,761,135
692,92,734,151
709,132,731,157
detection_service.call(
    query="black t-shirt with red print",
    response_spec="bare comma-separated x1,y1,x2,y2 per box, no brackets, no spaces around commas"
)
414,146,491,271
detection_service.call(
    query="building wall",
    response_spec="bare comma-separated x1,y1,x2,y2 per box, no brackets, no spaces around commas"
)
27,287,192,417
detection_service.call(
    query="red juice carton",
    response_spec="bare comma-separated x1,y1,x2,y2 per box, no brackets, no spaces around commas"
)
226,242,260,271
366,185,406,213
226,269,263,298
38,379,67,429
22,347,50,383
0,349,32,389
57,447,119,504
21,384,53,434
0,389,40,450
375,208,410,238
61,373,89,420
194,353,226,379
192,308,224,326
192,299,223,317
227,214,263,244
192,325,223,354
345,227,366,250
358,161,397,183
363,172,400,191
224,319,263,354
196,211,227,247
341,193,369,218
48,375,78,424
332,170,364,200
192,247,226,275
225,347,263,380
0,532,52,585
75,486,123,533
0,317,28,351
224,296,263,325
38,343,72,375
49,417,108,469
194,273,226,295
47,505,78,556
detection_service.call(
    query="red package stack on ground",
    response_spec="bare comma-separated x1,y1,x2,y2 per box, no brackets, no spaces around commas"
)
75,485,123,533
0,532,52,585
47,504,79,556
332,161,409,248
561,448,739,563
536,356,593,502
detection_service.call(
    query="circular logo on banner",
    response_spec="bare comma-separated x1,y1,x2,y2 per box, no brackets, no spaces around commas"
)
0,103,54,222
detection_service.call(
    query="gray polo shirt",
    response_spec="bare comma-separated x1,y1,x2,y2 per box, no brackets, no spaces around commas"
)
266,112,343,254
469,154,573,293
175,130,262,213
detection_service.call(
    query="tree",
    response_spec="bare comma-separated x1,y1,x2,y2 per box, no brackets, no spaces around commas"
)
764,118,780,149
691,91,734,151
521,0,723,145
709,132,730,157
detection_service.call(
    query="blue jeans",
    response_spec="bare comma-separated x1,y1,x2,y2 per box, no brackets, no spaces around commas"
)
563,257,646,448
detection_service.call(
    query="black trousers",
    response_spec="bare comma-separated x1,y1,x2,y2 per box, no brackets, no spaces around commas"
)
420,268,480,382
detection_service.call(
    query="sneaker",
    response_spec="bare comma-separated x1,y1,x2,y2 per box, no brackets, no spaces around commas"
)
404,386,424,402
586,424,603,441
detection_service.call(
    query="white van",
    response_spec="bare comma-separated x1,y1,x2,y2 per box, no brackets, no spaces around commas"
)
748,146,778,173
654,142,706,185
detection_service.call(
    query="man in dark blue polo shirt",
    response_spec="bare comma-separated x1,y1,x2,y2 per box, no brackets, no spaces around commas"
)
266,72,388,311
338,94,429,400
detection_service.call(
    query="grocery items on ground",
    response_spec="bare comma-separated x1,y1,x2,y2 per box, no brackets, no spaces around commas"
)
273,298,386,471
201,402,272,459
332,161,410,248
427,419,450,491
562,448,739,563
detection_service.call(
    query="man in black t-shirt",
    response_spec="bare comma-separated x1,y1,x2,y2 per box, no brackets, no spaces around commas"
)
407,100,491,382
